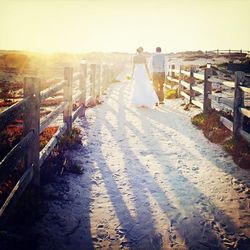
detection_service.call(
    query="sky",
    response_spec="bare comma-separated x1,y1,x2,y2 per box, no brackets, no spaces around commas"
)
0,0,249,53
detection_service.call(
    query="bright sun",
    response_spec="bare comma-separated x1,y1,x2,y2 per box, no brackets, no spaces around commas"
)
0,0,250,53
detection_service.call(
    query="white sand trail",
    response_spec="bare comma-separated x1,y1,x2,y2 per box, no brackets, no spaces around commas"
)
35,81,250,250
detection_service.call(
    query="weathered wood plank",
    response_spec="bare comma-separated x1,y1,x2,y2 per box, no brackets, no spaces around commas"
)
239,107,250,119
193,72,204,80
219,98,234,109
180,80,190,89
166,76,179,83
63,67,73,132
192,85,204,94
90,64,97,99
0,98,29,131
178,66,183,97
39,123,67,168
40,80,66,101
240,129,250,144
171,65,175,78
239,86,250,94
222,81,234,88
0,131,34,186
180,91,190,100
102,64,111,92
220,116,233,131
40,101,68,133
79,62,87,117
23,77,40,186
181,70,190,76
172,78,179,83
0,166,33,227
209,95,234,109
209,77,222,83
164,84,172,89
192,99,203,109
166,76,172,81
189,69,195,104
72,105,84,122
96,64,101,98
203,68,212,113
233,71,245,140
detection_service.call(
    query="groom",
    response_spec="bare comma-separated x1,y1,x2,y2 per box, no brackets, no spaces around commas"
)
150,47,166,104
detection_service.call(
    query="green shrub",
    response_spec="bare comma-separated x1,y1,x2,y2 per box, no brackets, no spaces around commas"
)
191,113,208,127
165,89,178,99
223,139,235,153
58,126,82,150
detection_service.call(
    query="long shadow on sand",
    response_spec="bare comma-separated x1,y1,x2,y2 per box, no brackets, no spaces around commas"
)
86,83,247,249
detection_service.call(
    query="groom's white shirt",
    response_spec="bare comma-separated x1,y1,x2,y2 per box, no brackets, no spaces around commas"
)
149,52,166,73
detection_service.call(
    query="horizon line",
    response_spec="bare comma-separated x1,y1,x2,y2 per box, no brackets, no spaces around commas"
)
0,48,250,55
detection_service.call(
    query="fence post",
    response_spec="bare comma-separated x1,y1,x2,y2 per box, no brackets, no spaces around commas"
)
171,64,175,79
108,64,113,84
203,67,212,112
189,67,194,104
111,65,114,83
90,64,96,101
104,64,111,90
23,77,40,186
104,64,112,91
233,71,245,140
178,65,182,97
96,64,101,102
79,62,87,117
102,64,108,93
63,67,73,131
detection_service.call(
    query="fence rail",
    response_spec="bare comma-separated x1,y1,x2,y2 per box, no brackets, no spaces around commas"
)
0,62,115,226
0,98,30,131
166,64,250,144
205,49,250,54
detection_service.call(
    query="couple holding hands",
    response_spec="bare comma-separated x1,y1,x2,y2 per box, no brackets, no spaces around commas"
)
131,46,166,108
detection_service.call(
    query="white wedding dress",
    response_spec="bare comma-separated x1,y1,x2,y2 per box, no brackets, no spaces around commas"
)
131,64,159,108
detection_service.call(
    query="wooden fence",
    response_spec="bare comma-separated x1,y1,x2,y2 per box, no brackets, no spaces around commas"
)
205,49,250,55
0,62,114,226
166,64,250,144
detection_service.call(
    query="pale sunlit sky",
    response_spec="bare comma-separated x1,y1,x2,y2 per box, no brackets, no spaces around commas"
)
0,0,249,53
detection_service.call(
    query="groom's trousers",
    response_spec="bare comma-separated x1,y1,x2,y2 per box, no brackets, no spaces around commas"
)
153,72,165,102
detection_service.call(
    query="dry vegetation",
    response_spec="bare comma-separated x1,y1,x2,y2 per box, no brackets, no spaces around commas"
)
0,50,129,110
0,123,84,208
192,110,250,169
0,123,58,207
1,49,127,208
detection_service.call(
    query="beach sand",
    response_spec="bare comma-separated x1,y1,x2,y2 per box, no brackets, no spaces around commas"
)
31,79,250,250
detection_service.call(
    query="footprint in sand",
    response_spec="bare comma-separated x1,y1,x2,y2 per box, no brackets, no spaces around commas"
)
154,172,160,179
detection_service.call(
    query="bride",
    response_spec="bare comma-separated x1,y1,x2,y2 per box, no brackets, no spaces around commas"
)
131,47,159,108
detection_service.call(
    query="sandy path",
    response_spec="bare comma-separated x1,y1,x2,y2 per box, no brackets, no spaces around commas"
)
34,81,250,250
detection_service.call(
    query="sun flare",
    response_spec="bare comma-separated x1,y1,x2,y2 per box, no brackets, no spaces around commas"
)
0,0,250,53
